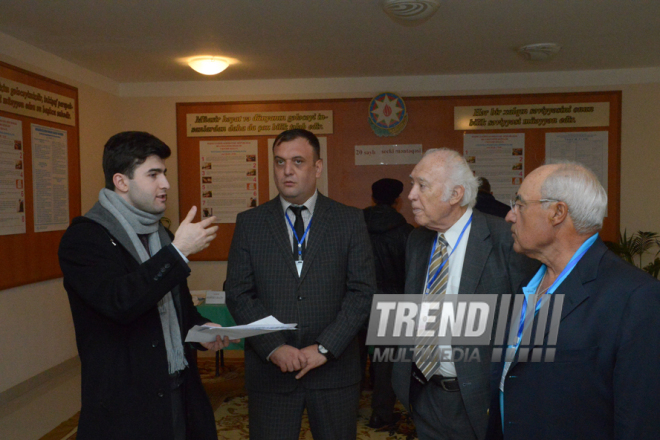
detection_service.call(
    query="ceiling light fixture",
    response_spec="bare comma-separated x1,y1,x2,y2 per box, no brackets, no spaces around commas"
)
517,43,561,61
188,56,230,75
382,0,441,22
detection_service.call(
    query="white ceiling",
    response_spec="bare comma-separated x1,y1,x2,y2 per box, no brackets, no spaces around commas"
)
1,0,659,84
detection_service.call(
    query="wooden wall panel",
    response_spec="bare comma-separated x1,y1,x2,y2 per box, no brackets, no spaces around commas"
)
176,91,621,261
0,61,80,290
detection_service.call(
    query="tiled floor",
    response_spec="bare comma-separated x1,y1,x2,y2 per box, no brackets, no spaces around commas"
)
0,365,81,440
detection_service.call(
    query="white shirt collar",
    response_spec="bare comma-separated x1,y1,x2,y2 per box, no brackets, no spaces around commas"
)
279,190,318,215
439,206,473,250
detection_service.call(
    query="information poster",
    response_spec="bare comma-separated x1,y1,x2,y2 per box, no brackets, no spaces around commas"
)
31,124,69,232
354,144,422,165
545,132,608,191
0,77,76,126
463,133,525,204
187,111,332,137
200,140,258,223
0,116,26,235
455,102,609,130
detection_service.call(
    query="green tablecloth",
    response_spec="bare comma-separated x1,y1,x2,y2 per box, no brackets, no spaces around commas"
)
195,301,244,350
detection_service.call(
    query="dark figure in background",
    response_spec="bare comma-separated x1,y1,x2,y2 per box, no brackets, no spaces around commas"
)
475,177,510,218
363,178,414,429
59,131,230,440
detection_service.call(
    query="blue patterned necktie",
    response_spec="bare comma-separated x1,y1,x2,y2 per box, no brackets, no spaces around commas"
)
414,234,449,380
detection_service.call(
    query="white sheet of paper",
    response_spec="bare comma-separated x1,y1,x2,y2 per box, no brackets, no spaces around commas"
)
185,315,297,343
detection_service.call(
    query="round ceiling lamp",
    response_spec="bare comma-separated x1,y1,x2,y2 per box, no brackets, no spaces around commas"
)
382,0,441,22
517,43,561,61
188,56,230,75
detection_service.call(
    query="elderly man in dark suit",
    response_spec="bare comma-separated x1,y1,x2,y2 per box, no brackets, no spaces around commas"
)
391,148,537,440
225,129,376,440
58,131,229,440
487,162,660,440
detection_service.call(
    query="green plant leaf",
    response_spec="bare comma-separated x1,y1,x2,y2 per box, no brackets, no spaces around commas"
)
643,257,660,279
632,231,658,255
614,229,635,264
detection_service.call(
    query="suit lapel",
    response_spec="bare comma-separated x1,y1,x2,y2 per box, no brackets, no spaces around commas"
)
265,198,299,278
510,265,591,370
511,238,605,369
298,193,330,284
453,213,491,380
557,238,604,321
409,228,437,296
458,211,491,296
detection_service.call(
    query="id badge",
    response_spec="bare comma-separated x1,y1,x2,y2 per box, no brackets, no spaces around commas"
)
296,260,303,276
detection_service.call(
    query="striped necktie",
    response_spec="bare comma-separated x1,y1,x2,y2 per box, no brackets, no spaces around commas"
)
414,234,449,380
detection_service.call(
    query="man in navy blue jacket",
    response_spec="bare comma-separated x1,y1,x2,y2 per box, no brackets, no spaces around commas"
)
488,162,660,440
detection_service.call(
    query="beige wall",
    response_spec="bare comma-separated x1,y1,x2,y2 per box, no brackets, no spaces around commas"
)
2,42,660,393
619,84,660,232
0,79,120,392
0,41,121,392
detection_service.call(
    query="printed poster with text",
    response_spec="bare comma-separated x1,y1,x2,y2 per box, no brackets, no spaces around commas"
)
463,133,525,204
545,132,608,191
31,124,69,232
200,140,258,223
0,116,26,235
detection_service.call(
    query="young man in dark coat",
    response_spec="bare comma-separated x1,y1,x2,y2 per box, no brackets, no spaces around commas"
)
363,178,414,428
59,131,230,440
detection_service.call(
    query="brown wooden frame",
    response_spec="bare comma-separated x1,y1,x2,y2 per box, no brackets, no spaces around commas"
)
0,61,81,290
176,91,621,261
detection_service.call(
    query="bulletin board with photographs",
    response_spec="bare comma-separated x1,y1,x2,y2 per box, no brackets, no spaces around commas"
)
176,91,620,261
0,61,81,290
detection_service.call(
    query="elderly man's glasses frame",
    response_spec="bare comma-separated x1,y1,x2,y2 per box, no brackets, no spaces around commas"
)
509,194,559,212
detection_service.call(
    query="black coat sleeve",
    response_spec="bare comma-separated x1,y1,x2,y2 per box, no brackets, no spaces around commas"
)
58,219,193,326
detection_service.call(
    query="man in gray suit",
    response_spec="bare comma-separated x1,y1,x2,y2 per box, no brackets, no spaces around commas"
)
225,129,376,440
391,149,537,440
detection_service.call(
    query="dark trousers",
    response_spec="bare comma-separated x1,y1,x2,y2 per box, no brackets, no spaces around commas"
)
410,379,478,440
370,351,397,421
248,383,361,440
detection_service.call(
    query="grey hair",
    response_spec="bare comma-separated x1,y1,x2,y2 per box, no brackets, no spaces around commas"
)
540,161,608,234
423,148,479,208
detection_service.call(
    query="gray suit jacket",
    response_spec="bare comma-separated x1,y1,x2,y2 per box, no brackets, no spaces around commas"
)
225,193,376,393
391,210,537,440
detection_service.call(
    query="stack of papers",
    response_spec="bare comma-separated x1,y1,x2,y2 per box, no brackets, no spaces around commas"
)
185,315,297,343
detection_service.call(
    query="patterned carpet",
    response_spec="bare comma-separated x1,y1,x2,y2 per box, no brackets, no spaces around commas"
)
41,358,417,440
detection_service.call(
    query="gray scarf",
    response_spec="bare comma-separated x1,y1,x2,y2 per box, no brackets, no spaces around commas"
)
87,188,188,374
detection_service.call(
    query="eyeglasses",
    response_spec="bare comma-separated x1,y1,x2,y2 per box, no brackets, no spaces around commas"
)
509,194,559,211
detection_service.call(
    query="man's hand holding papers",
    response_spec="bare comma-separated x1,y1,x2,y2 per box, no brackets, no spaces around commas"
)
185,315,297,343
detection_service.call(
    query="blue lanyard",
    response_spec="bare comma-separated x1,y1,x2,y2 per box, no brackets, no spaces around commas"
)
424,214,472,294
512,246,590,345
285,210,313,261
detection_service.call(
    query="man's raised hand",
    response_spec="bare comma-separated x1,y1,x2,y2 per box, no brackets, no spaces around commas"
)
172,206,218,257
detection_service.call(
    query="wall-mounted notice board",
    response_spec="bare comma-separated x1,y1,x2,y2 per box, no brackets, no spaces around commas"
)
0,61,80,290
176,91,620,261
